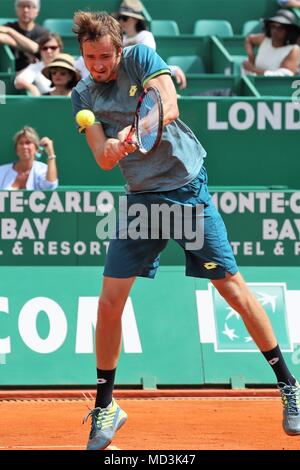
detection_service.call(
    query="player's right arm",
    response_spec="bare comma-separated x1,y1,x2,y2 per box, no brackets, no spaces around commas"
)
85,124,135,171
72,88,135,171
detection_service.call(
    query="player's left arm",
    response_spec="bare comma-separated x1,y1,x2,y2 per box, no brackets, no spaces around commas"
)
144,74,179,126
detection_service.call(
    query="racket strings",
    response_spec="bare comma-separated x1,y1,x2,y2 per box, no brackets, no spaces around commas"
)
138,90,160,153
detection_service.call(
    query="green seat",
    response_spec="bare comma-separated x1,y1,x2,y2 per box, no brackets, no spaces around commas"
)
43,19,74,36
193,20,233,37
0,44,15,73
242,20,262,36
167,55,205,73
150,20,180,36
0,72,16,94
0,18,16,25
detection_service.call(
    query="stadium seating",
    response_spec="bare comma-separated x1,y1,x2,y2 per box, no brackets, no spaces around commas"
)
193,20,234,37
0,0,278,33
43,19,74,36
244,75,300,97
0,18,16,25
150,19,180,36
176,74,240,96
0,72,15,94
242,20,263,36
167,55,205,73
0,44,15,74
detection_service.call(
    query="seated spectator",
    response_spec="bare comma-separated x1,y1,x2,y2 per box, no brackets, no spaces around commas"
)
0,0,48,72
118,0,187,88
277,0,300,8
75,0,187,89
14,33,63,96
118,0,156,49
0,126,58,190
243,9,300,76
42,53,80,96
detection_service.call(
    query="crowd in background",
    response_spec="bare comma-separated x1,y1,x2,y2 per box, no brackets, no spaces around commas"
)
0,0,300,190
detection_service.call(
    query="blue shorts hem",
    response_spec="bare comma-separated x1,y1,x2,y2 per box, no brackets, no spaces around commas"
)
103,268,158,279
186,265,239,280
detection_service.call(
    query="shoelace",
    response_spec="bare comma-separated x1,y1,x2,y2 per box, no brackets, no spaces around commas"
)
83,407,109,438
279,383,300,416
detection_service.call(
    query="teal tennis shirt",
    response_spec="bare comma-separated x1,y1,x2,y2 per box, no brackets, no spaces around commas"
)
72,44,206,192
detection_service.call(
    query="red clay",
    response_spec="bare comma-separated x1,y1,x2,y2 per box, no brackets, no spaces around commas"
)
0,397,299,450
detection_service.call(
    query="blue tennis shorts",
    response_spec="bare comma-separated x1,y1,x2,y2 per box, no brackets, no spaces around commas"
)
104,166,238,280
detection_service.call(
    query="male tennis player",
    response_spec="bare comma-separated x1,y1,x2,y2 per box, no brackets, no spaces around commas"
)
71,12,300,450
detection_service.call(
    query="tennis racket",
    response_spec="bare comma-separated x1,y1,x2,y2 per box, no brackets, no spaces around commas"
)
125,86,163,155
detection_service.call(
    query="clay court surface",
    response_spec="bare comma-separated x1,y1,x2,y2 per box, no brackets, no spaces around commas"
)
1,391,300,450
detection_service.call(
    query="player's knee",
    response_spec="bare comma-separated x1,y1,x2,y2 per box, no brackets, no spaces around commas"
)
216,279,248,311
98,296,124,319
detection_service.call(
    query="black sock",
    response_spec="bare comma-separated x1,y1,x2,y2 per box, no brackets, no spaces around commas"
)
95,368,116,408
262,345,296,385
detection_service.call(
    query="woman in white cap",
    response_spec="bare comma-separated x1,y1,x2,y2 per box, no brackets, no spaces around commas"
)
117,0,186,88
243,9,300,76
117,0,156,49
42,53,80,96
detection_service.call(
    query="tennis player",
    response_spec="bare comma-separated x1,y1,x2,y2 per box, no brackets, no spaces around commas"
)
71,12,300,450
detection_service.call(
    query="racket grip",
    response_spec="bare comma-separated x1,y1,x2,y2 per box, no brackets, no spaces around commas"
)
125,139,138,146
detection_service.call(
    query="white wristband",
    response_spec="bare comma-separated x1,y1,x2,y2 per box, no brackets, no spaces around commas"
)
47,155,56,161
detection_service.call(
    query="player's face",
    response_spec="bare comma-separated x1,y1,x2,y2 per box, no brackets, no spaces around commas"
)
81,35,122,83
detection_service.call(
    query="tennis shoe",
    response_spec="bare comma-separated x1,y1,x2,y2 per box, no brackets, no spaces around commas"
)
278,380,300,435
84,398,127,450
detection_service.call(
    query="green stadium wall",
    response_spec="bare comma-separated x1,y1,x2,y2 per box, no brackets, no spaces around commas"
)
0,96,299,187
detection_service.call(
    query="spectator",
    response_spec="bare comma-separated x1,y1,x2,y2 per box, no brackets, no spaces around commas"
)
119,0,187,88
42,53,80,96
75,0,187,89
0,0,48,72
14,33,63,96
277,0,300,8
118,0,155,49
243,9,300,76
0,126,58,190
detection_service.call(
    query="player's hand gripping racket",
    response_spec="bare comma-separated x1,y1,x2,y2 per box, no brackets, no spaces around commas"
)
125,86,163,155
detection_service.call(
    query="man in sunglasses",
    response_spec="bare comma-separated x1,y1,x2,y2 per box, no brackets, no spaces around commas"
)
0,0,48,72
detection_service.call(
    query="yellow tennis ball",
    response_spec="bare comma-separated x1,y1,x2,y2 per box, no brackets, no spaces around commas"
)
76,109,95,128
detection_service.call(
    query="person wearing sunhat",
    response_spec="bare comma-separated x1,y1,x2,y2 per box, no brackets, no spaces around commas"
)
42,53,80,96
118,0,187,88
117,0,156,49
243,9,300,76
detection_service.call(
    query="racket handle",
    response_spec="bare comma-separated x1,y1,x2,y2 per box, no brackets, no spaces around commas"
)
125,139,138,146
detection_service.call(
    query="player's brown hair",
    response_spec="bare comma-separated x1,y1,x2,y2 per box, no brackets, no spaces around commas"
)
73,11,123,50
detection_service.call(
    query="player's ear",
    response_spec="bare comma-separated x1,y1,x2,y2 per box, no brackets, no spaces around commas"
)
116,47,122,57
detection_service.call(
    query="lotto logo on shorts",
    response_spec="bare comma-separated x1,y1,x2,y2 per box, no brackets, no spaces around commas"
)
204,262,218,270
